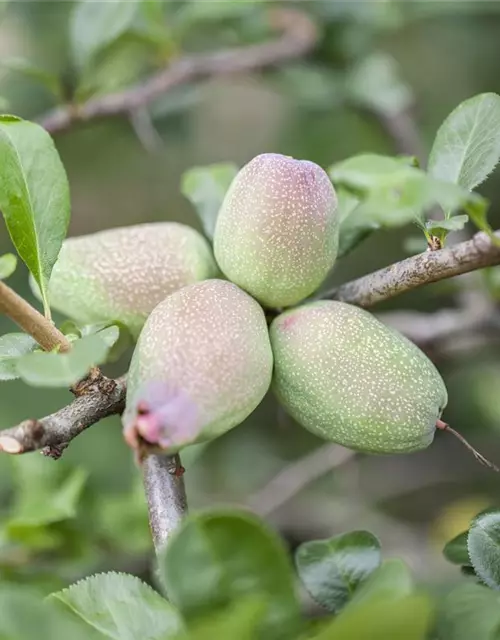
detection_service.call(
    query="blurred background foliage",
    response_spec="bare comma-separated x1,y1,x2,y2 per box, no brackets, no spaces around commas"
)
1,0,500,599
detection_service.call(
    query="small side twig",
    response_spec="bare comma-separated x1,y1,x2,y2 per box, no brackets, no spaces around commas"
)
323,230,500,307
0,375,126,457
39,8,318,135
0,280,71,352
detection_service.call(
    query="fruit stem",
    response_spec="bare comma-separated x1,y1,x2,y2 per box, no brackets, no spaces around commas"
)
436,419,499,472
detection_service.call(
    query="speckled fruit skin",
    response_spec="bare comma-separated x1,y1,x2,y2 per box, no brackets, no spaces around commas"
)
123,279,273,453
213,153,339,308
270,301,448,454
34,222,218,338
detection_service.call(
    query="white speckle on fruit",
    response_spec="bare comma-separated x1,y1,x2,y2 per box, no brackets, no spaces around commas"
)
270,301,448,454
123,279,273,453
213,153,339,308
44,222,218,338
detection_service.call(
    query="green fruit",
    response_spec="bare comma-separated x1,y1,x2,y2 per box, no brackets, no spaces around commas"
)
123,279,273,453
33,222,218,338
270,301,448,454
213,153,339,308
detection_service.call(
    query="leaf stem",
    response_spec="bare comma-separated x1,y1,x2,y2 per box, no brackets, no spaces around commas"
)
0,279,70,352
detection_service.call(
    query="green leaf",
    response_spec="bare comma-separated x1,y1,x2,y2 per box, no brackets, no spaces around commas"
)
0,116,70,316
435,583,500,640
7,464,87,534
181,163,238,240
332,154,490,236
336,188,379,258
0,252,17,279
160,508,300,639
62,321,130,362
311,594,431,640
141,0,166,25
428,92,500,191
349,559,414,606
337,187,361,224
70,0,141,69
0,57,62,99
75,29,156,101
329,153,418,191
426,214,469,234
17,333,112,387
348,52,413,117
468,510,500,589
50,572,183,640
179,599,265,640
443,531,471,566
0,585,92,640
0,332,37,380
295,530,381,613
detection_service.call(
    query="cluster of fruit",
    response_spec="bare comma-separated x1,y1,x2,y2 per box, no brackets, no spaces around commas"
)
44,153,454,460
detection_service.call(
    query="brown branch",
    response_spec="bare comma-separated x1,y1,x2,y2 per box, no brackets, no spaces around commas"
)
38,8,318,135
323,230,500,307
0,280,71,352
0,375,126,457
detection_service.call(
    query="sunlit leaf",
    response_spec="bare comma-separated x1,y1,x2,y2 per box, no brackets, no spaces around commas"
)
181,163,238,240
426,215,469,234
329,153,418,190
17,333,112,387
50,572,183,640
0,115,70,316
0,252,17,279
330,153,490,238
428,92,500,191
0,332,37,381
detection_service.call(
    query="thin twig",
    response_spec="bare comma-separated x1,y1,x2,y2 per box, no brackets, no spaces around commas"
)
38,8,318,135
0,280,71,352
0,375,126,457
322,230,500,307
142,454,188,553
248,444,355,517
